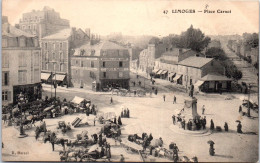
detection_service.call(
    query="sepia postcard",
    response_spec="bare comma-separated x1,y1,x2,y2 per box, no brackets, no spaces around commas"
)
1,0,259,162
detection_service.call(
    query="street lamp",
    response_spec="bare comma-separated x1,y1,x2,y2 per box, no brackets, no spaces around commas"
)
17,92,28,137
247,84,252,117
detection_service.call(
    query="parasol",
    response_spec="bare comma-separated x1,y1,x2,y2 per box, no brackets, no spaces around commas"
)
207,140,215,144
150,139,163,147
88,144,100,153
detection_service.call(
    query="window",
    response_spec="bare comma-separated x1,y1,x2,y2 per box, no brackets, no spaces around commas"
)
2,72,9,86
91,61,94,68
103,62,106,67
103,72,106,78
60,42,62,50
119,61,123,67
34,52,39,66
59,52,63,61
60,64,63,71
119,72,123,78
18,70,27,84
52,53,55,60
76,60,78,65
2,53,9,68
44,43,47,50
19,53,27,67
53,43,56,50
2,91,8,101
45,63,48,70
81,61,83,67
45,52,48,61
34,69,39,82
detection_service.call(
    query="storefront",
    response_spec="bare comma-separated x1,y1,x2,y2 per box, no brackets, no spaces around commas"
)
199,74,232,92
100,79,130,90
13,83,42,105
172,74,183,85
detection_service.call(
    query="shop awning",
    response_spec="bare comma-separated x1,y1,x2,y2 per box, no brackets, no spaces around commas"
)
172,74,182,81
52,74,66,81
161,70,168,75
194,80,205,87
156,69,163,75
41,73,51,80
152,69,160,73
71,96,85,104
169,72,176,78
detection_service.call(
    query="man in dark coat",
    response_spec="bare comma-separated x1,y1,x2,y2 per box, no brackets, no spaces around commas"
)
155,89,158,95
118,116,122,125
99,133,103,146
126,109,130,118
173,96,176,104
172,115,176,125
210,119,214,130
224,122,228,131
110,97,113,104
60,138,65,151
114,117,117,124
237,122,243,133
92,134,98,144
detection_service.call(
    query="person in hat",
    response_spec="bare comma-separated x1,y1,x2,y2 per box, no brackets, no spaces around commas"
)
239,105,242,113
110,97,113,104
174,96,177,104
118,116,122,125
202,105,205,115
163,94,166,102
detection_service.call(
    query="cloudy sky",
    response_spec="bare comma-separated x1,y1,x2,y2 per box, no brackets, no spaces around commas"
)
2,0,259,36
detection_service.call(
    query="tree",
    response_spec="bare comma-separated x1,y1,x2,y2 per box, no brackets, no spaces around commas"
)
205,47,227,60
243,32,259,48
178,25,211,52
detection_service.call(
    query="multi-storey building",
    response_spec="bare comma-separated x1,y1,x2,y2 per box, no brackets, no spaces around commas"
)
139,38,167,74
71,41,130,91
154,48,202,80
2,16,41,105
18,6,70,38
40,27,91,86
176,57,228,92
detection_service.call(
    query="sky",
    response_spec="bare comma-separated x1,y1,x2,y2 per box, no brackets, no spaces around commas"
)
2,0,259,36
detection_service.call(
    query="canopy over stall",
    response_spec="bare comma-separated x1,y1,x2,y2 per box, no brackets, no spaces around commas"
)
41,73,51,80
52,74,66,81
71,96,91,105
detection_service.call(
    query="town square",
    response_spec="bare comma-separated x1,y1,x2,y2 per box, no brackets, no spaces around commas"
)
1,0,259,162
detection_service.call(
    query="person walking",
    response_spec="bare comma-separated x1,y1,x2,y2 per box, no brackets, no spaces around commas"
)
50,132,56,151
127,108,130,118
110,97,113,104
239,105,242,113
94,118,96,126
224,122,228,131
237,122,243,133
172,115,176,125
210,119,214,130
163,95,166,102
155,88,158,95
118,116,122,125
202,105,205,115
174,96,176,104
120,154,125,162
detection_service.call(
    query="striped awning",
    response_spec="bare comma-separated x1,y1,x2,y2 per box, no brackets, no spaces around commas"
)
41,73,51,80
172,74,182,82
169,72,176,77
52,74,66,81
156,69,163,75
161,70,168,75
152,69,160,73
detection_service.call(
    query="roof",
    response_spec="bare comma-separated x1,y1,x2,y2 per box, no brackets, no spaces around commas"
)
178,56,213,68
73,41,127,56
201,73,232,81
2,25,35,38
161,48,193,57
41,28,71,40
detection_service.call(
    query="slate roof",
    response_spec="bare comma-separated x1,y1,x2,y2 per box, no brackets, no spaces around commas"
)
73,41,127,56
2,25,35,37
178,56,213,68
201,73,232,81
41,28,71,40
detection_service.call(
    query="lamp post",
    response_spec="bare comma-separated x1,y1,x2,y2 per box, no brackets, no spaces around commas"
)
18,92,28,137
247,84,252,117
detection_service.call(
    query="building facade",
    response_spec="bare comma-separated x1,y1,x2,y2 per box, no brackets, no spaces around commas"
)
139,38,167,74
154,48,201,80
2,16,41,105
18,6,70,39
71,41,130,91
40,28,92,86
176,57,225,89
